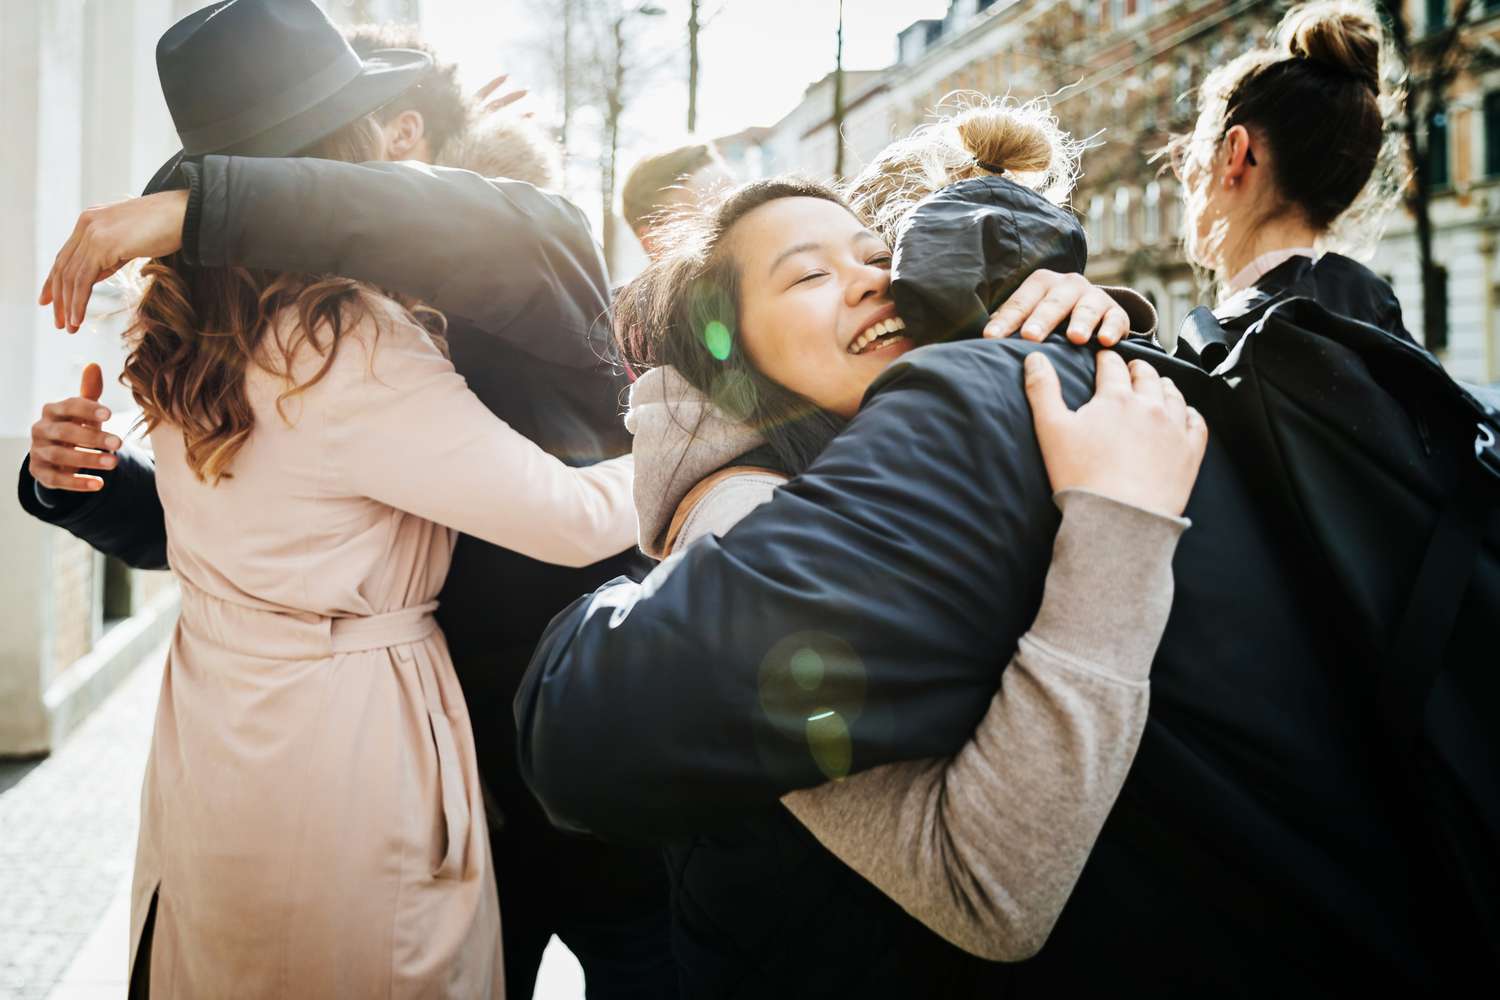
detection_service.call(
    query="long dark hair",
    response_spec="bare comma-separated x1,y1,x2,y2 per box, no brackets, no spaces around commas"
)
614,178,854,476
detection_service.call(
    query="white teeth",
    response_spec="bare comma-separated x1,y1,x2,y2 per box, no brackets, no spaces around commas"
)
848,316,908,354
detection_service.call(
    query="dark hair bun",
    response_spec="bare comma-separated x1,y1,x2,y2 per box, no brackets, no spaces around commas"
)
1281,1,1382,94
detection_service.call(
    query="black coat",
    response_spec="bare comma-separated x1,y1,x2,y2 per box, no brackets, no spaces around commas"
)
516,183,1459,995
17,157,663,902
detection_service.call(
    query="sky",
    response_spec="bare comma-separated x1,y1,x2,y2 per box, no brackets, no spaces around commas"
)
420,0,951,249
423,0,950,139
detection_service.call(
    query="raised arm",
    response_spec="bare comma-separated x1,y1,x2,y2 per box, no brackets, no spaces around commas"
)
182,157,611,367
40,160,612,368
328,311,635,568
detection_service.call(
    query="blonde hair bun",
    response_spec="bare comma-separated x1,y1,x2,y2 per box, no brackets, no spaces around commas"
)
954,105,1055,176
1280,1,1382,93
844,94,1080,248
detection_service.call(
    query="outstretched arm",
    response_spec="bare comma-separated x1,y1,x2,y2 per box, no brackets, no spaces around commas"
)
41,160,613,370
328,311,635,568
182,157,611,367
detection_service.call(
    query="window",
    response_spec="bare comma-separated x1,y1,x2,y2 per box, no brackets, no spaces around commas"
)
1424,264,1450,351
1143,181,1161,244
1114,187,1133,249
1426,0,1447,32
1111,0,1126,28
1486,91,1500,177
1089,195,1107,251
1426,106,1450,188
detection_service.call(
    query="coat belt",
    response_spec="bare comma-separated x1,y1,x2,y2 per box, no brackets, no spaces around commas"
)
175,578,439,659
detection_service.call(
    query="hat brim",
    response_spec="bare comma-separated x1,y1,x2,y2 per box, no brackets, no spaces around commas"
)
143,48,431,195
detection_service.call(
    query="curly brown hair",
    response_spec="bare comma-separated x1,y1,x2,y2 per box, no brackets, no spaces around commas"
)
123,115,443,484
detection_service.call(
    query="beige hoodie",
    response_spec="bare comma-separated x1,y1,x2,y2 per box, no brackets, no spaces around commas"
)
625,359,1188,961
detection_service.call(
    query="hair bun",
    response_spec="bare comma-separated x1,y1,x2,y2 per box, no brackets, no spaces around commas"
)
1280,1,1382,93
955,106,1053,176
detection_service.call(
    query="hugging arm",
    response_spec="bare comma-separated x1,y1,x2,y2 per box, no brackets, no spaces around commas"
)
516,341,1088,844
17,444,168,571
181,157,613,367
780,490,1185,960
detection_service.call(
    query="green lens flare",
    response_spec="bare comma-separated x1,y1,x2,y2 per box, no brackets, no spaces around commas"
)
704,320,732,360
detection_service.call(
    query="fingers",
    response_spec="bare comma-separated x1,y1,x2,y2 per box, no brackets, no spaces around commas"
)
473,73,510,102
1093,349,1131,395
29,455,106,492
1097,306,1131,347
984,270,1056,339
49,217,90,331
36,418,121,454
1063,303,1104,345
1161,375,1186,425
43,397,111,424
80,362,104,402
483,88,527,113
1186,405,1209,456
1128,358,1164,405
32,442,118,471
1017,285,1081,342
1024,352,1071,426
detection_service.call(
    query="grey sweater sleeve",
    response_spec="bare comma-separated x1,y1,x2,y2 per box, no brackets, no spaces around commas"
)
779,488,1186,961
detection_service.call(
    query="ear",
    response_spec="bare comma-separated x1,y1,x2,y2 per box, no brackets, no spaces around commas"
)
1221,124,1254,190
383,110,427,159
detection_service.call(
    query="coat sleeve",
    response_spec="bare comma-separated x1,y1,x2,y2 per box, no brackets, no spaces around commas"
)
779,490,1185,961
14,445,169,571
181,157,613,369
326,311,636,568
516,339,1094,843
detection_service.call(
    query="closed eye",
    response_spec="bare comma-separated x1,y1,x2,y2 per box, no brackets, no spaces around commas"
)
868,254,892,267
791,271,827,287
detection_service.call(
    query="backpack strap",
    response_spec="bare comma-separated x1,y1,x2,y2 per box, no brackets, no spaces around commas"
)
1382,447,1497,746
662,466,783,557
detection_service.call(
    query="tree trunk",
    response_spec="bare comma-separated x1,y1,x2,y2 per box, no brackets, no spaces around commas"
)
602,14,627,273
832,0,845,178
561,0,574,151
688,0,700,132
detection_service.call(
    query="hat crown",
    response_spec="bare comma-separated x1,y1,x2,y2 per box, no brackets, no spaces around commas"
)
155,0,361,152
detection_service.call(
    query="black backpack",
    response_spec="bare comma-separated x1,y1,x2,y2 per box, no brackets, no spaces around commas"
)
1154,298,1500,968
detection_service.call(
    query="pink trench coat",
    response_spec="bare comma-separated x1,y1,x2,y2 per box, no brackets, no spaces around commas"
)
128,296,636,997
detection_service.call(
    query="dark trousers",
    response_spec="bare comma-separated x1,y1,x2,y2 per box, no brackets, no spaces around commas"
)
493,825,679,999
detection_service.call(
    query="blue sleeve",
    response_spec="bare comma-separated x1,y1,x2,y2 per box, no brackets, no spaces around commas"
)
15,444,169,571
516,340,1089,843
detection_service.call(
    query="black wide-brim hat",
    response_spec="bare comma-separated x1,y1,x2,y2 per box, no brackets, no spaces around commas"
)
143,0,432,195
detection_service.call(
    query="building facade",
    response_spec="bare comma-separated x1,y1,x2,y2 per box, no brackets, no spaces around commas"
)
747,0,1500,385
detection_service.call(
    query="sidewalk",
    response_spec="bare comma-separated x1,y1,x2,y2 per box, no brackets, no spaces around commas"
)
0,641,585,1000
0,644,161,1000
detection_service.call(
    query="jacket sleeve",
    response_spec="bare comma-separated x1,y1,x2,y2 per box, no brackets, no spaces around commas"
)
14,445,169,571
516,339,1092,843
181,157,613,369
327,310,637,568
779,490,1185,961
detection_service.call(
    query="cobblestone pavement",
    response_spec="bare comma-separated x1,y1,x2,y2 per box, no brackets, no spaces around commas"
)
0,646,163,1000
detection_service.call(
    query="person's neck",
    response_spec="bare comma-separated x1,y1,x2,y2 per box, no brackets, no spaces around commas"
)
1217,215,1321,287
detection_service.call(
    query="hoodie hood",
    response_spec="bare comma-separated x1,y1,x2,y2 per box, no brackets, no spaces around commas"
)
625,365,767,559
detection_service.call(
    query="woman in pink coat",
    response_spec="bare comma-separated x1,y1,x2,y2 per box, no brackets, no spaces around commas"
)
78,3,636,996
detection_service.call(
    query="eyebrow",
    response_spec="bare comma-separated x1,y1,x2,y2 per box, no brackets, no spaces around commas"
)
767,230,886,278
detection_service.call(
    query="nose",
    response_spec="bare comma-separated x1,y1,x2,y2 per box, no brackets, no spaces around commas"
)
845,260,890,308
